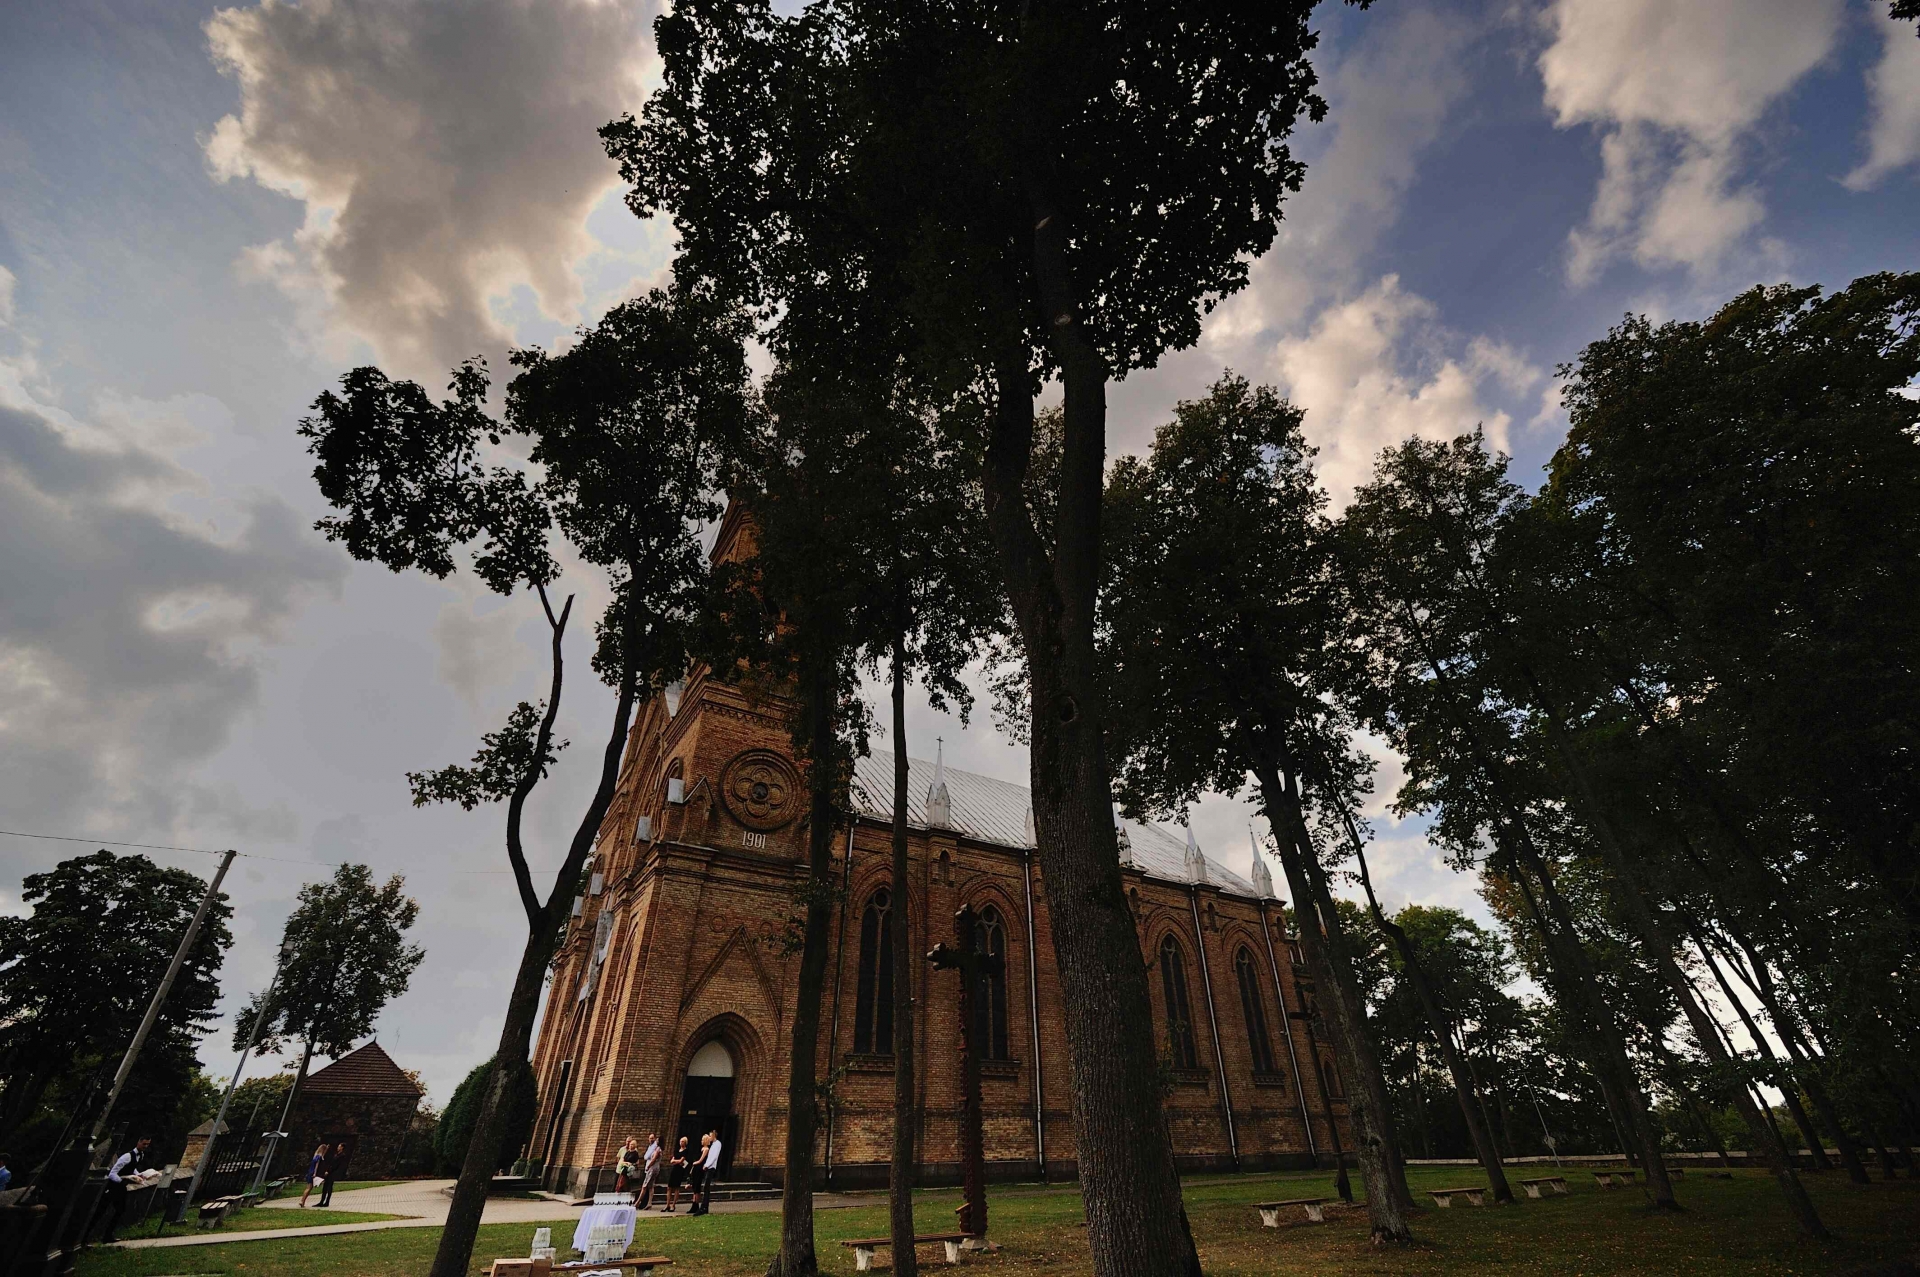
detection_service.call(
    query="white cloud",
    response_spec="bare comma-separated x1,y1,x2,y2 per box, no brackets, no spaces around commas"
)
1204,4,1474,351
0,265,15,327
0,349,343,840
1539,0,1844,284
1846,12,1920,190
204,0,656,380
1271,275,1543,507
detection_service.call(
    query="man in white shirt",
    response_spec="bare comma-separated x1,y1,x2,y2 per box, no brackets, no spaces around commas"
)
97,1136,151,1242
637,1133,661,1210
691,1131,722,1216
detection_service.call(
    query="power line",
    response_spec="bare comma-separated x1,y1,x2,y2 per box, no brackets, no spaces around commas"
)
0,827,558,875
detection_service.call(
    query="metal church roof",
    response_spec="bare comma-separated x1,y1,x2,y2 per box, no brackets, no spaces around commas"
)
852,750,1264,900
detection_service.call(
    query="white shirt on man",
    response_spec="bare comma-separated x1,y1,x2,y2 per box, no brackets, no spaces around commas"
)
702,1138,722,1171
644,1139,660,1169
107,1152,135,1183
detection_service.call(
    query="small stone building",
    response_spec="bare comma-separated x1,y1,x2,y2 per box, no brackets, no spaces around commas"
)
286,1041,423,1179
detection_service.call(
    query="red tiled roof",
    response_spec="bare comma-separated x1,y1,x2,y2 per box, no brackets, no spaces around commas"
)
303,1041,423,1097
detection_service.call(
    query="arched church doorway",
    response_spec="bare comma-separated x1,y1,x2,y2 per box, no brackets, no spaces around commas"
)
678,1039,737,1179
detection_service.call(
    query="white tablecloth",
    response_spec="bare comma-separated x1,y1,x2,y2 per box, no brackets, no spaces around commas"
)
572,1203,637,1254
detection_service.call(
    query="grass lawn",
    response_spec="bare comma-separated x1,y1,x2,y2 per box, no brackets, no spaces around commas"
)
77,1165,1918,1277
327,1180,414,1193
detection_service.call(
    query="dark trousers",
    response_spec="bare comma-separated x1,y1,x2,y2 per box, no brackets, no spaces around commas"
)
318,1176,334,1207
695,1166,715,1214
96,1180,130,1240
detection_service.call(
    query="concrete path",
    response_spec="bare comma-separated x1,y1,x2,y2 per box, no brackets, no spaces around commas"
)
105,1181,884,1251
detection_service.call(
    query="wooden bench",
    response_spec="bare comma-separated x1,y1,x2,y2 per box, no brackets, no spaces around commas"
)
1591,1170,1636,1188
1428,1186,1488,1208
1517,1176,1569,1198
1662,1166,1685,1178
840,1233,970,1271
1254,1198,1328,1226
196,1197,238,1229
489,1257,673,1276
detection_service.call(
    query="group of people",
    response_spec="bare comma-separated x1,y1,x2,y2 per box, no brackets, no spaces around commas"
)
297,1140,348,1208
612,1129,722,1215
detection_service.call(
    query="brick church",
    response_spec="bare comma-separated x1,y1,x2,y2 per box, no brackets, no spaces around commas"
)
527,504,1353,1195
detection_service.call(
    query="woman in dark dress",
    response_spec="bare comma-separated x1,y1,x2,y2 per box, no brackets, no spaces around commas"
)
664,1136,689,1213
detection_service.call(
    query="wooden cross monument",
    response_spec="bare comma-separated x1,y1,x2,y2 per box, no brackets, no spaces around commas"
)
928,904,1003,1241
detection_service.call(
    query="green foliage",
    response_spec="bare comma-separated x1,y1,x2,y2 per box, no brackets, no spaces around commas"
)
299,360,554,592
407,701,567,811
232,863,424,1062
227,1073,293,1132
434,1060,534,1175
0,850,232,1166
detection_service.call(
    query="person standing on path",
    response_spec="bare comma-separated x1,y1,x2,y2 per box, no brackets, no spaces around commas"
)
693,1129,722,1215
663,1136,689,1213
685,1134,708,1215
636,1134,661,1210
318,1142,345,1206
297,1142,327,1207
614,1138,642,1198
96,1136,151,1242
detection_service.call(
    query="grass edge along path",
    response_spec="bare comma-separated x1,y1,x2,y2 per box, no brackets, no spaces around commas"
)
77,1166,1919,1277
112,1207,408,1242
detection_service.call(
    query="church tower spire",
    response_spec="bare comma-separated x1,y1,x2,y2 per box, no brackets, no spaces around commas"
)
1249,825,1275,899
926,737,952,829
1184,819,1209,885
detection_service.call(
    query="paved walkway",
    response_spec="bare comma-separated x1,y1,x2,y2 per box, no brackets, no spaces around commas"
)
106,1181,884,1251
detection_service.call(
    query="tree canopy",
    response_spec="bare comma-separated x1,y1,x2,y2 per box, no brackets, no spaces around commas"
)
0,851,231,1167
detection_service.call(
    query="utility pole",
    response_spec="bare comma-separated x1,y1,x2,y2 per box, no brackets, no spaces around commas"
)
47,850,234,1262
187,937,293,1208
89,850,236,1147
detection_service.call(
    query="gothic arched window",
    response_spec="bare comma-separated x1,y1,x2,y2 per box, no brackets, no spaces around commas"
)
1159,935,1199,1071
1235,948,1278,1075
972,907,1012,1061
1321,1054,1344,1099
854,887,894,1055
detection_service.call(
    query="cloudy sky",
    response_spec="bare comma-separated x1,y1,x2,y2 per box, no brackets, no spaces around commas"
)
2,0,1915,1106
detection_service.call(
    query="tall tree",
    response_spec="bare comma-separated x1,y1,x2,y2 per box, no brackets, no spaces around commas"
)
1340,814,1514,1202
610,6,1365,1269
298,285,748,1277
706,366,879,1277
847,387,1001,1276
1336,433,1681,1210
233,864,424,1115
1101,374,1414,1243
0,851,232,1168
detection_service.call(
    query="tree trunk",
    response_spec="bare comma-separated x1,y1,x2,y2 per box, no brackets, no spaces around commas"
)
1393,603,1673,1203
1719,933,1873,1183
888,634,919,1277
429,601,635,1277
1536,716,1827,1239
767,658,843,1277
1254,762,1413,1244
980,332,1199,1277
1696,942,1838,1176
431,935,552,1277
1346,806,1513,1202
1497,838,1677,1205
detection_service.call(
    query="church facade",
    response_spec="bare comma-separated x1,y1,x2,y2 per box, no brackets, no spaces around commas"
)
526,507,1353,1195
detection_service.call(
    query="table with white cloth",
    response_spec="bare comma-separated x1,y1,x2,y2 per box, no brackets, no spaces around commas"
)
572,1203,637,1255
